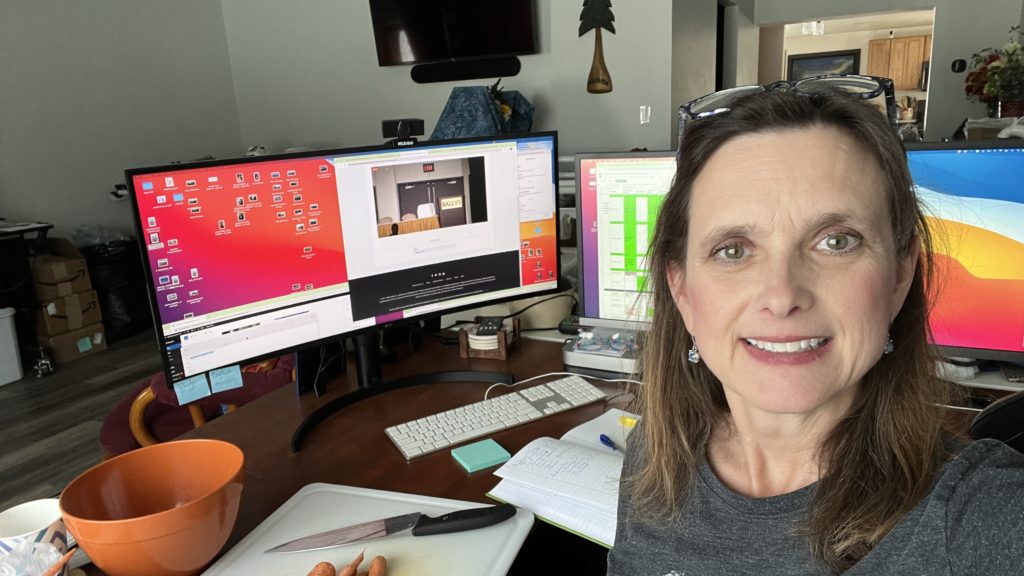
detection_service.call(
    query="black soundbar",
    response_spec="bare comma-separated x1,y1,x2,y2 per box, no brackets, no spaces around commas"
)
411,56,522,84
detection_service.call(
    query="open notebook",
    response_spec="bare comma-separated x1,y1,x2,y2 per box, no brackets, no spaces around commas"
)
486,408,638,547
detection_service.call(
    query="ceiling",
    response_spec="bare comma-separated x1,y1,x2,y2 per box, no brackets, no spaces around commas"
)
783,9,935,37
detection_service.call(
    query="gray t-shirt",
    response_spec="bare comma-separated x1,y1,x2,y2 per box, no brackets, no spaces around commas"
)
607,438,1024,575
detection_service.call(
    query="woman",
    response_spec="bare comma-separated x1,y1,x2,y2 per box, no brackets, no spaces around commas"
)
607,84,1024,574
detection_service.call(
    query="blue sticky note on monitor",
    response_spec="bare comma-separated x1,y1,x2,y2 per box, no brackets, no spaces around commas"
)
209,365,244,394
173,374,211,405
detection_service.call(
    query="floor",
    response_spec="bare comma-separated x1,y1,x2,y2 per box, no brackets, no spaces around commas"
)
0,329,163,511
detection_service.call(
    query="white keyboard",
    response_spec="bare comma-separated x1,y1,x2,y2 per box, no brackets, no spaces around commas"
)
385,374,607,460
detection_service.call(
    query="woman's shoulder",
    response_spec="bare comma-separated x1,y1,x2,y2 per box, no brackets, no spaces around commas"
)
934,439,1024,570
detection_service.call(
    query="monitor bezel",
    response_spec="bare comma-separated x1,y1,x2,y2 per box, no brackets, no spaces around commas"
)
574,150,677,330
126,131,561,384
906,138,1024,364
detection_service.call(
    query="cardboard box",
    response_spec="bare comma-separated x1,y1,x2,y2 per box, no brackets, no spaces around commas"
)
38,322,107,365
33,238,92,301
36,290,103,336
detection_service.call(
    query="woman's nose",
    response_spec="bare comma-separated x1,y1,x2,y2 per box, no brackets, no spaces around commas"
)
756,256,814,317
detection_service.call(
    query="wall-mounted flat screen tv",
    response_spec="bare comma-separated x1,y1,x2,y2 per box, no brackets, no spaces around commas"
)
369,0,538,66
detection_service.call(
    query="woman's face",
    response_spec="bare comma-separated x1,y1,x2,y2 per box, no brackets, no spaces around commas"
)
668,125,917,421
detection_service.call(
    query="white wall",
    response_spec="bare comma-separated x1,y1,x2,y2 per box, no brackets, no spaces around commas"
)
0,1,242,238
754,0,1024,140
220,0,675,156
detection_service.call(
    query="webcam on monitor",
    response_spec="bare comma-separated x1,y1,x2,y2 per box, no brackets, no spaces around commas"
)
382,118,424,147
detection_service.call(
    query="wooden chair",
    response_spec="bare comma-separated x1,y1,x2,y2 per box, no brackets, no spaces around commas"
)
101,354,296,456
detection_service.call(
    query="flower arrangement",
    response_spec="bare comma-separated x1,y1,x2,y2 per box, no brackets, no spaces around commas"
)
965,26,1024,111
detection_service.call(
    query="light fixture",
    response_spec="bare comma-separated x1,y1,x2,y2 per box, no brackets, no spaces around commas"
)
801,20,825,36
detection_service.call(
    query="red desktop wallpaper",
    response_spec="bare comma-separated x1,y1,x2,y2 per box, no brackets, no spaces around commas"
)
133,157,347,325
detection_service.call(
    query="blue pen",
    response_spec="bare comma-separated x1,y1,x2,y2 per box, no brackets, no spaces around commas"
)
599,434,620,452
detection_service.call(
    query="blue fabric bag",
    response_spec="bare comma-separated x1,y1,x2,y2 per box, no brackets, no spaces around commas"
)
430,86,534,140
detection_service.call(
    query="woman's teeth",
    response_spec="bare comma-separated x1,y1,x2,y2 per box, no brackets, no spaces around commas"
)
745,337,827,353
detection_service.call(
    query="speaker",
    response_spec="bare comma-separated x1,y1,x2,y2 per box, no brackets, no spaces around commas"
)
411,56,521,84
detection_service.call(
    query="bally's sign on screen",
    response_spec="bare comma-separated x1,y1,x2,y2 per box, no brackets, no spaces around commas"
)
440,197,464,210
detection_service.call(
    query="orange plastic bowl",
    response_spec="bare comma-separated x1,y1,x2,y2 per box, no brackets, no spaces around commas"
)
59,439,244,576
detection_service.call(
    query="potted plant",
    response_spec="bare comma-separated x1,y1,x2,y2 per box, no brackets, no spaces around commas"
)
965,26,1024,117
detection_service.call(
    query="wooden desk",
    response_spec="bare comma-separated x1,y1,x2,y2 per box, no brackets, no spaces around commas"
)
185,338,614,573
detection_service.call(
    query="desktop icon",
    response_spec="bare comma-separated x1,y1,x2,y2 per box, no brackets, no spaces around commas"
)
236,197,244,206
237,212,246,221
253,172,261,182
248,194,258,202
173,193,185,202
149,233,160,244
157,258,168,268
190,268,199,279
235,173,244,183
296,223,305,231
293,194,302,202
185,179,196,187
167,239,178,246
187,197,198,205
276,212,286,219
273,194,283,203
164,177,174,187
294,209,303,216
156,195,166,204
142,181,154,190
309,219,318,226
147,216,157,227
289,181,299,187
218,220,226,230
271,171,280,179
171,275,180,285
158,275,170,285
287,170,296,177
167,293,177,302
189,207,201,214
272,184,282,190
310,203,319,210
208,176,219,183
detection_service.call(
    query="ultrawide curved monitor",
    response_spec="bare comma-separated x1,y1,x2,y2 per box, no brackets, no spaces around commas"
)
127,132,560,385
907,140,1024,363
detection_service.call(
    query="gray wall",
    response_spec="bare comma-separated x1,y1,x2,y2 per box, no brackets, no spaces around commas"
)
0,1,243,238
220,0,675,156
672,0,719,146
754,0,1024,140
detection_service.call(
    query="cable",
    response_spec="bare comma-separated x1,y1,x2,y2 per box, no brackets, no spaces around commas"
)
501,293,579,320
483,370,642,400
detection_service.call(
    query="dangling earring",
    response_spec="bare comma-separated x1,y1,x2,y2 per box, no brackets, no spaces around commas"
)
883,334,894,355
687,336,701,364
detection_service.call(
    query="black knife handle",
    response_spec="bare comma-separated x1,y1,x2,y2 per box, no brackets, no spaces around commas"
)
411,503,517,536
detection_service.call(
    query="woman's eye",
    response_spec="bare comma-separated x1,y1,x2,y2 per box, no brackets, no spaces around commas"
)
713,244,746,261
817,232,861,253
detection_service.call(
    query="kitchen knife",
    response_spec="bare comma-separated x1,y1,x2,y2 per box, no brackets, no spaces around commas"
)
265,503,517,553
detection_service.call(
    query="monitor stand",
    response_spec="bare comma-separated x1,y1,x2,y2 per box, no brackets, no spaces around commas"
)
289,328,515,452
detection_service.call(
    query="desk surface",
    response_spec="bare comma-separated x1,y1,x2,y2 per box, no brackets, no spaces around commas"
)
184,338,617,574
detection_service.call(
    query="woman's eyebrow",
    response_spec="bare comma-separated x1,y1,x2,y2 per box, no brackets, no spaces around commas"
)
699,225,753,250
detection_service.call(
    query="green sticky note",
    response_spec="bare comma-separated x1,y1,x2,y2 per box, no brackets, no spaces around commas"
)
451,439,511,473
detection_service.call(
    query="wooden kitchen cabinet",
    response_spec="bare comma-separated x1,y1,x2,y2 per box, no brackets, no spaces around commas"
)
867,34,931,90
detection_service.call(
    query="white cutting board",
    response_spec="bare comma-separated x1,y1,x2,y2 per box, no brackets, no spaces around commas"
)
203,483,534,576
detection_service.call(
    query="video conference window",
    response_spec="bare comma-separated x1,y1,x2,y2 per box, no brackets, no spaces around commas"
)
373,157,489,238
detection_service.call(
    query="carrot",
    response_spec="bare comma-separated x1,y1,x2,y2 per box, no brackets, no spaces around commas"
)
368,555,387,576
306,561,336,576
338,549,365,576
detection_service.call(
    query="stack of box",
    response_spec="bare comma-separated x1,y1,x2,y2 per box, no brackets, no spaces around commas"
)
33,238,107,365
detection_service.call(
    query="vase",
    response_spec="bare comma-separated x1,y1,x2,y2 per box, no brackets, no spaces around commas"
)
999,100,1024,118
587,28,612,94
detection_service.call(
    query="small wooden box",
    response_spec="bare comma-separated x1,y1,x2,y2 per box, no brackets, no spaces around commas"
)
458,318,520,360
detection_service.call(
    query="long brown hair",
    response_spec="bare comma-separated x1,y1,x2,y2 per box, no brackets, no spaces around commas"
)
631,89,956,572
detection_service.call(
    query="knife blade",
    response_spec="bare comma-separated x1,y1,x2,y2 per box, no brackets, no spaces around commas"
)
265,503,517,553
